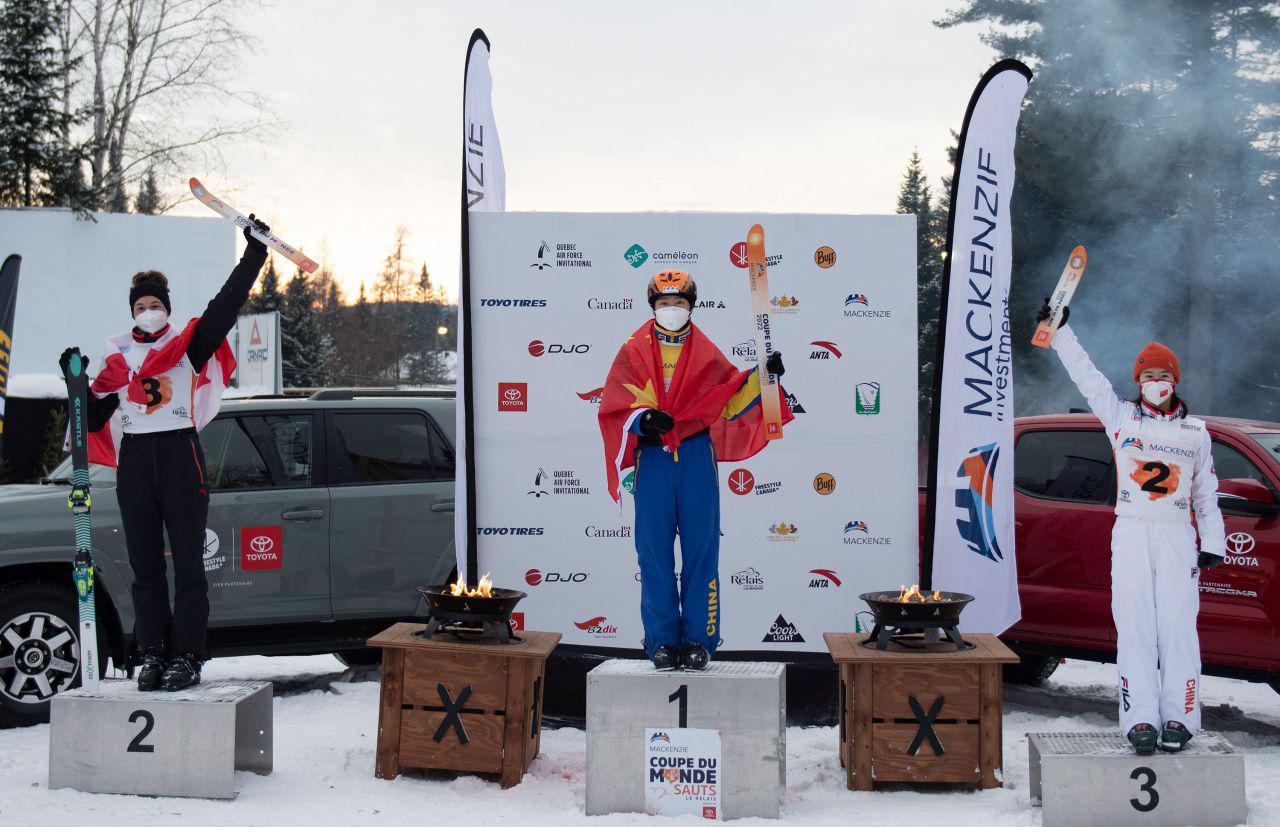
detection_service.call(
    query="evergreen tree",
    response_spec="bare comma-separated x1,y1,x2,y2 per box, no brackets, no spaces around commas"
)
134,166,160,214
937,1,1280,417
246,258,283,313
36,407,66,479
280,267,333,388
0,0,71,206
898,150,944,446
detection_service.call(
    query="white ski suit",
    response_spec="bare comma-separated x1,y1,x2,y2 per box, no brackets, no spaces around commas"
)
1052,326,1226,735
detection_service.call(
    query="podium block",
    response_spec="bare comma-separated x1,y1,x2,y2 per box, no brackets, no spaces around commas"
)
49,679,272,799
1028,732,1246,827
586,659,785,820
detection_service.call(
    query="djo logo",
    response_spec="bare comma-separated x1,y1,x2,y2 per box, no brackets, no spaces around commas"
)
814,246,836,268
528,339,590,357
813,473,836,495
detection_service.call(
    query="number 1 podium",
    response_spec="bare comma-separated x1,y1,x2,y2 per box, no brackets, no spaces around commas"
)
48,679,273,799
586,659,786,819
1028,731,1246,827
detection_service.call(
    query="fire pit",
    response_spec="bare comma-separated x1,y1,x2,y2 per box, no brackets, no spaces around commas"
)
859,586,976,651
416,574,527,644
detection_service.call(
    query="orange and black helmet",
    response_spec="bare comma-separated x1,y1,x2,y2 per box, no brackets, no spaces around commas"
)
646,269,697,308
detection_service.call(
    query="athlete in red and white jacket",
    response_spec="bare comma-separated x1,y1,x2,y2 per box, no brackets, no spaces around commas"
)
1040,302,1225,755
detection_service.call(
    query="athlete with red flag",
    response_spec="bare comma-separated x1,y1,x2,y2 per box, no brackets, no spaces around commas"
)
599,270,791,670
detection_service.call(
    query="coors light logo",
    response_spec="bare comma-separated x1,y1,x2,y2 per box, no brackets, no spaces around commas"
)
762,614,804,643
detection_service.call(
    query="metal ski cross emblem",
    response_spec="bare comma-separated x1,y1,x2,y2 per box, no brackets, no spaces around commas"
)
906,695,946,756
433,682,472,744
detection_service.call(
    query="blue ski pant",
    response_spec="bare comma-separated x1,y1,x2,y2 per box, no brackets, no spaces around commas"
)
633,432,721,657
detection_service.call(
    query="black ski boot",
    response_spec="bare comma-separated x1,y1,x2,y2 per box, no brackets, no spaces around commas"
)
1127,723,1158,755
652,645,681,671
160,654,202,691
681,643,710,671
136,649,167,692
1159,721,1192,752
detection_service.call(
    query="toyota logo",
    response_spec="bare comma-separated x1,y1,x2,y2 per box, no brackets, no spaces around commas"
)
504,388,522,401
249,535,275,554
1226,532,1255,555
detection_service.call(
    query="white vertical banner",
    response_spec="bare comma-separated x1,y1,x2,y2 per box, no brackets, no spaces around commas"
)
233,311,280,395
457,28,506,584
928,60,1032,634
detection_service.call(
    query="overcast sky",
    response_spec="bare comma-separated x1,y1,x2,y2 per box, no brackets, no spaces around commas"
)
171,0,997,301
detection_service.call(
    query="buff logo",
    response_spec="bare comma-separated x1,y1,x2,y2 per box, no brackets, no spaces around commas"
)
706,578,719,638
477,527,544,536
955,442,1004,561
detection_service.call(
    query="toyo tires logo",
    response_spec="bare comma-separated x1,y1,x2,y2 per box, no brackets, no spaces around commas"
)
955,442,1003,561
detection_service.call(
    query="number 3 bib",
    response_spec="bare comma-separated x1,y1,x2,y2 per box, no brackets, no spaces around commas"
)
113,328,197,433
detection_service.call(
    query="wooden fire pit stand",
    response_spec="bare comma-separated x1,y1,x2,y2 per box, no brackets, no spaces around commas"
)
368,623,560,789
824,632,1019,791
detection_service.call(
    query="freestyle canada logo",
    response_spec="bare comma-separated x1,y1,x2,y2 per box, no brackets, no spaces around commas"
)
202,529,225,573
843,520,892,546
525,568,588,586
762,614,804,643
955,442,1004,561
810,340,842,360
479,297,548,308
727,468,778,496
731,567,765,590
814,246,837,268
574,616,618,637
532,240,592,270
528,339,590,357
498,382,528,412
587,297,636,311
241,526,282,571
813,473,836,495
808,568,842,588
728,241,782,269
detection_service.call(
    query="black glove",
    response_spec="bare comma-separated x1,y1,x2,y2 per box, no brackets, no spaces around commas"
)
58,347,79,377
766,351,784,377
639,409,674,436
243,213,271,254
1198,551,1224,570
1036,297,1069,328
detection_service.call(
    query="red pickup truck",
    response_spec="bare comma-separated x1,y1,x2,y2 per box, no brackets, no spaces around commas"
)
924,412,1280,689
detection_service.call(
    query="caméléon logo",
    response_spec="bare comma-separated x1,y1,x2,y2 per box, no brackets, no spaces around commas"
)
625,242,698,269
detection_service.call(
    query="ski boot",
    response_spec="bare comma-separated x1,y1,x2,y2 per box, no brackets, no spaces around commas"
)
1127,723,1158,755
136,649,167,692
651,645,681,671
160,653,202,691
681,643,709,671
1159,721,1193,752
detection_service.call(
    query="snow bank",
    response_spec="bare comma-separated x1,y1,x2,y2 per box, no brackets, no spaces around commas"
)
6,373,68,399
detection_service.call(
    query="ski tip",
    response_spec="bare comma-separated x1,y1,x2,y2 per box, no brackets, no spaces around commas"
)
747,224,765,247
299,257,319,274
189,177,204,196
1069,245,1087,268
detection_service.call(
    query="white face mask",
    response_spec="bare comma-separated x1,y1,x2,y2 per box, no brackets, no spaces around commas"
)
654,306,690,331
134,308,169,334
1141,379,1175,407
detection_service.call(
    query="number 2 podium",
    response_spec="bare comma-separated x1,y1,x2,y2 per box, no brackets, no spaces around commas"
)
585,659,786,819
48,679,273,798
1028,731,1246,827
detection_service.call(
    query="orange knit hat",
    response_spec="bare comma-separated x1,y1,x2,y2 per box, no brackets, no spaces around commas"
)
1133,341,1180,384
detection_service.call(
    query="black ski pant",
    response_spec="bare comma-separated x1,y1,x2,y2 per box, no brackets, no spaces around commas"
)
116,428,211,659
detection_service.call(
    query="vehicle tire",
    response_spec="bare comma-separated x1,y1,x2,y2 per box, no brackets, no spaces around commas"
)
0,580,85,727
335,648,382,668
1004,652,1060,686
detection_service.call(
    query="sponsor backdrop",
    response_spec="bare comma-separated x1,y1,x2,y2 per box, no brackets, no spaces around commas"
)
230,311,281,395
468,211,917,653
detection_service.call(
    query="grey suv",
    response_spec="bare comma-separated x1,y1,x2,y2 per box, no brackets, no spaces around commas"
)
0,390,458,726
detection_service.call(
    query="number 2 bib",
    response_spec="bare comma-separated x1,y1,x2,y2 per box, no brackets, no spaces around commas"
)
1111,413,1205,522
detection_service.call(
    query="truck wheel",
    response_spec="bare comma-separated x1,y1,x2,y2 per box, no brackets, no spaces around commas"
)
0,581,83,727
1004,652,1060,686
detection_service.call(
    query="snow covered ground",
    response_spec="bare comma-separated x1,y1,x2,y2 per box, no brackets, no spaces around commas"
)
1,655,1276,825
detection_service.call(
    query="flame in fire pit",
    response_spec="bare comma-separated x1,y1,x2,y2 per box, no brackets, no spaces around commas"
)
444,572,494,597
896,584,946,603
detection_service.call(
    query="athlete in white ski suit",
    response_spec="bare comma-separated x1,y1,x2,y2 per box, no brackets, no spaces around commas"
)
1051,325,1226,737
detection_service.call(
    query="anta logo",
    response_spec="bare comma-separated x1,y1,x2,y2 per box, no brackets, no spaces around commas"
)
1121,437,1144,451
808,568,841,588
577,387,604,404
573,616,618,635
809,340,842,359
955,442,1004,561
1185,678,1197,714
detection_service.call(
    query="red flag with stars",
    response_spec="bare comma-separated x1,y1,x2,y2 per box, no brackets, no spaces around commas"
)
598,320,792,502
